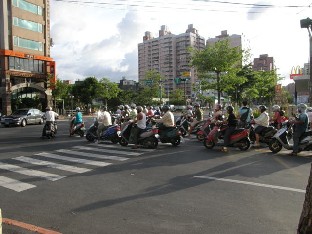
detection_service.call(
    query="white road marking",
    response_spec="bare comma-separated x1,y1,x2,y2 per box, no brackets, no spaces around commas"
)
0,162,63,181
73,146,141,156
0,176,36,192
194,176,306,193
56,149,128,161
36,152,112,167
14,156,90,174
95,143,155,152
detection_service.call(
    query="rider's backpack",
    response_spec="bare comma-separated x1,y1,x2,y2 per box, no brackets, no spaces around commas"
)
240,108,250,122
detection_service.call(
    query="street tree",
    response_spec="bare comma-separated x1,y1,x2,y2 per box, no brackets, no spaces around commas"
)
97,78,121,107
169,88,185,105
71,77,99,108
190,39,243,104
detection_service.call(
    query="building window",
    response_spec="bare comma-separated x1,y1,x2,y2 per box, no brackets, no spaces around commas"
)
13,36,43,51
8,56,44,73
12,0,43,16
13,17,43,33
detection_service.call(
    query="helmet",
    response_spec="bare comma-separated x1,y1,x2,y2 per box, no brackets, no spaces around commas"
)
46,106,51,111
194,103,200,108
124,105,130,109
136,106,143,112
162,105,170,112
130,103,136,109
143,105,146,108
226,105,234,112
272,105,280,112
119,105,124,110
187,105,192,110
297,103,307,112
76,107,80,111
259,105,267,112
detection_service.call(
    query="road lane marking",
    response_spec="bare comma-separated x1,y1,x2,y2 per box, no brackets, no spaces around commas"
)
0,162,63,181
194,176,306,193
36,152,112,167
14,156,90,174
94,143,155,152
0,176,36,192
73,146,141,156
56,149,128,161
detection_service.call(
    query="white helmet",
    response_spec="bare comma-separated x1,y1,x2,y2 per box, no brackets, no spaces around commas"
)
76,107,80,111
297,103,307,113
272,105,280,112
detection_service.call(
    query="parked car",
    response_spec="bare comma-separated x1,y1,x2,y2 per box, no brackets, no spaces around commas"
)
1,108,44,127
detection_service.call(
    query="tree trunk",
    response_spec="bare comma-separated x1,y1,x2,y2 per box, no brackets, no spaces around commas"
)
298,163,312,233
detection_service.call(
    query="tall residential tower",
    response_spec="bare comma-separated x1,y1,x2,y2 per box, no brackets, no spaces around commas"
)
138,24,205,101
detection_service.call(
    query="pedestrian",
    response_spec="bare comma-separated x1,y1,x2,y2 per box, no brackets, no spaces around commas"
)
238,100,252,128
290,103,309,156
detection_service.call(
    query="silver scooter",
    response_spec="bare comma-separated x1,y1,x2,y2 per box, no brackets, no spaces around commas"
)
268,121,312,153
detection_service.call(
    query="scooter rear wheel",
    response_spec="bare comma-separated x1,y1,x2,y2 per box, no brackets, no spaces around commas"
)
196,133,205,141
268,139,282,153
171,137,181,146
238,138,251,151
142,137,158,149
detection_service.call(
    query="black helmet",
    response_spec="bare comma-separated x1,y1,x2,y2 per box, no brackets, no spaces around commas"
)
259,105,267,112
162,105,170,112
226,105,234,112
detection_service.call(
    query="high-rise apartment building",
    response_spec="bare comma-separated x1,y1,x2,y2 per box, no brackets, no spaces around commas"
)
138,24,205,100
0,0,54,115
253,54,274,71
206,30,242,49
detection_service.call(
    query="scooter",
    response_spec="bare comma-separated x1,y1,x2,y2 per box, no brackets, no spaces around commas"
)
204,123,251,151
268,122,312,153
249,123,277,145
119,122,159,149
176,115,189,137
196,118,212,141
86,118,121,143
156,124,182,146
42,121,57,139
69,117,86,137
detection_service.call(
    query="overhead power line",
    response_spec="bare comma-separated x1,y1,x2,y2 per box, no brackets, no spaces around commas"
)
52,0,310,13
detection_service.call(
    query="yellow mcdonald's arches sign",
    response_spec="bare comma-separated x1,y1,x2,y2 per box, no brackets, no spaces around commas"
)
290,65,303,79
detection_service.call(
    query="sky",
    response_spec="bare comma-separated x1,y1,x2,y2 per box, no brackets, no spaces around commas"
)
50,0,312,86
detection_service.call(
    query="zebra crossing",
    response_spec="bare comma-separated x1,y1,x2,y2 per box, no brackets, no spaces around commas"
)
0,143,155,193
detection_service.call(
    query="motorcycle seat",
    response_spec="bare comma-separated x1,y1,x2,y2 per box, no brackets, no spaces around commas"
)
232,128,246,134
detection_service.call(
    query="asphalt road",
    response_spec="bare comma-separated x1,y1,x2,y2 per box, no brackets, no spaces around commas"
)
0,117,311,234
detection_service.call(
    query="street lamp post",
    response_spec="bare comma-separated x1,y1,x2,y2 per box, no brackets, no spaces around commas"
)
69,95,74,116
300,17,312,106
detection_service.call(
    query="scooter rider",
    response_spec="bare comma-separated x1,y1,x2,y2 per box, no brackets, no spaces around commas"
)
253,105,269,147
71,107,83,135
154,105,175,130
290,103,309,156
188,103,203,136
96,106,112,143
130,106,147,149
221,105,238,152
42,106,59,137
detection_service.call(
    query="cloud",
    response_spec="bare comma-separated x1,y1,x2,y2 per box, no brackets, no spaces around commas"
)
51,3,143,82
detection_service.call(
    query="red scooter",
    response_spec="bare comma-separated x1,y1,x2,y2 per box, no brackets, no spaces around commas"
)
204,122,251,151
196,118,212,141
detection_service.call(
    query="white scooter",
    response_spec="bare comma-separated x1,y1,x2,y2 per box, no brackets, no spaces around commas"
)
268,121,312,154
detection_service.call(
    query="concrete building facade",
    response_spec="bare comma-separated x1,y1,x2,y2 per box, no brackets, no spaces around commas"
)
0,0,54,114
138,24,205,101
253,54,274,71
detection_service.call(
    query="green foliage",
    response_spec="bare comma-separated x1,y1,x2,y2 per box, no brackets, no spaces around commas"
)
190,39,243,104
169,88,185,105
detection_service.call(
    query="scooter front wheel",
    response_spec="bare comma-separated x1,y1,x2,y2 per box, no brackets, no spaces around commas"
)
196,133,205,141
204,139,215,149
171,137,181,146
86,133,96,142
119,138,128,146
268,139,282,153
